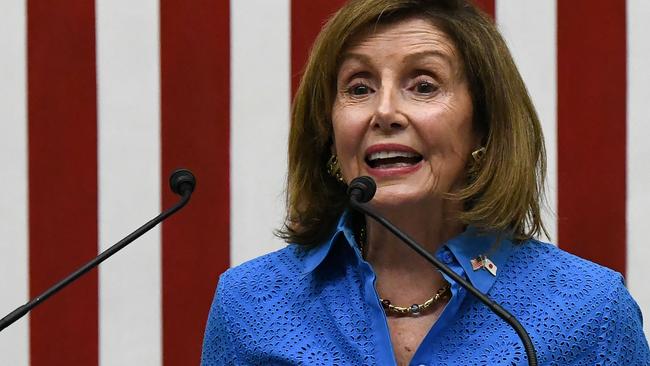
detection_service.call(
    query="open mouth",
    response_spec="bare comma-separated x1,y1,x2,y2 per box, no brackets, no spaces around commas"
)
365,151,423,169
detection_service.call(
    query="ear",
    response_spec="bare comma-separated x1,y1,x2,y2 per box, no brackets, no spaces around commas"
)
470,113,488,148
472,129,485,152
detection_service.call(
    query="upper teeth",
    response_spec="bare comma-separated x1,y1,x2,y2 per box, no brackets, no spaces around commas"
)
368,151,418,160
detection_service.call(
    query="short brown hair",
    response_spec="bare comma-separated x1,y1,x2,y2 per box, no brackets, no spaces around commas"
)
278,0,547,245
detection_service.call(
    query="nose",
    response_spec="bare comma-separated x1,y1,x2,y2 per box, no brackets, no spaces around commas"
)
371,86,407,132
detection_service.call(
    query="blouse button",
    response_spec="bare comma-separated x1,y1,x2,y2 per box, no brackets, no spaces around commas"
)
439,250,453,264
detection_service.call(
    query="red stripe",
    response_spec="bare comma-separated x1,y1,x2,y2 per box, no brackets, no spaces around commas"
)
472,0,495,18
557,1,627,274
27,1,98,365
160,1,230,364
291,0,348,95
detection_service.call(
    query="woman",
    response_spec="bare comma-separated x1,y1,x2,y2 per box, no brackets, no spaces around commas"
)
202,0,649,364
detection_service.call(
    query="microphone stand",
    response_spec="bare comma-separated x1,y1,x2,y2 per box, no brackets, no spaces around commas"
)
347,177,538,366
0,169,196,332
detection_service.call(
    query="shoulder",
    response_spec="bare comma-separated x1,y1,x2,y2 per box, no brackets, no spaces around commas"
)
495,239,628,320
202,245,313,363
495,240,650,364
502,239,626,309
217,244,309,303
496,239,625,306
508,239,621,285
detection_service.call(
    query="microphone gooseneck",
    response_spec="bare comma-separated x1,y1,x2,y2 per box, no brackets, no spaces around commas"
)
347,176,538,366
0,169,197,333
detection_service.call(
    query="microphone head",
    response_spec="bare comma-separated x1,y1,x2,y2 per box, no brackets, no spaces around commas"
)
169,169,196,196
347,176,376,203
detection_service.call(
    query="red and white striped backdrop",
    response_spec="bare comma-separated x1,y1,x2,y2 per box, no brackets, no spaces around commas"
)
0,0,648,364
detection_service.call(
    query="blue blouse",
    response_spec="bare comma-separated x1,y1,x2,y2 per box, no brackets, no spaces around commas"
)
201,212,650,365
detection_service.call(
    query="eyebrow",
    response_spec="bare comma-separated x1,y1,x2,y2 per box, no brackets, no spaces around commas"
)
403,50,454,66
338,52,372,66
339,50,454,68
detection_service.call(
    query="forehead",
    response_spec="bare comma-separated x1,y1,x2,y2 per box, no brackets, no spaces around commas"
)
341,17,459,64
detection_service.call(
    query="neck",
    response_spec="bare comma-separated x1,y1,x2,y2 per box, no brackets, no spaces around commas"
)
363,197,463,269
362,197,463,302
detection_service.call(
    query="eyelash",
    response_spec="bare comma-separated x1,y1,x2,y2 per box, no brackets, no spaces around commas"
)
342,76,439,97
410,77,438,95
345,82,373,96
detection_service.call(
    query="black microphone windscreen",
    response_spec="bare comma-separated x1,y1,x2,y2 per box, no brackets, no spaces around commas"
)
347,176,376,203
169,169,196,195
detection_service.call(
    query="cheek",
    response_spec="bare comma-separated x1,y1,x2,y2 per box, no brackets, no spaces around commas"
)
332,104,370,150
331,107,368,177
418,113,474,156
413,108,476,180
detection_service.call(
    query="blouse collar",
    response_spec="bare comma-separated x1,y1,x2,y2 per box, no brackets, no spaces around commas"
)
300,210,514,294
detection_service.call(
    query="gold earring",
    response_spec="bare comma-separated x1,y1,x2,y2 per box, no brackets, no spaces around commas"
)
326,154,344,183
471,147,486,163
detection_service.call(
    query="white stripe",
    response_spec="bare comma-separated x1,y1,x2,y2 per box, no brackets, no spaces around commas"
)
96,0,161,364
496,0,558,243
231,0,290,265
0,0,29,364
627,0,650,341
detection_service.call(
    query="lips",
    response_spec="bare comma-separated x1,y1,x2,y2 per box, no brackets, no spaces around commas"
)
364,144,423,170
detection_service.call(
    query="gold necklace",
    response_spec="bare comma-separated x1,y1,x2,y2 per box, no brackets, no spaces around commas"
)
381,283,450,316
357,227,451,316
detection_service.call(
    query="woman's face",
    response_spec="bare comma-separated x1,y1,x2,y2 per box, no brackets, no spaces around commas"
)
332,17,480,208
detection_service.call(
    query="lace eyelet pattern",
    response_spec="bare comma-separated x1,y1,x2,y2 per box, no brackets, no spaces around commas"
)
201,240,649,365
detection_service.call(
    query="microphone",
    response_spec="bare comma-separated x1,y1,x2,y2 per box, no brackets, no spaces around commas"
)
170,168,196,196
347,176,376,203
0,168,197,332
347,176,538,366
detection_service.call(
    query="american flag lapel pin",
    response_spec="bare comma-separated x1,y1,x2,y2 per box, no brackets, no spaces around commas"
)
471,255,485,271
471,254,497,276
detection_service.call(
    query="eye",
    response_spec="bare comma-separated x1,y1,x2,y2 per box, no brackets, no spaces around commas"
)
408,73,440,96
347,83,372,96
415,81,437,94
